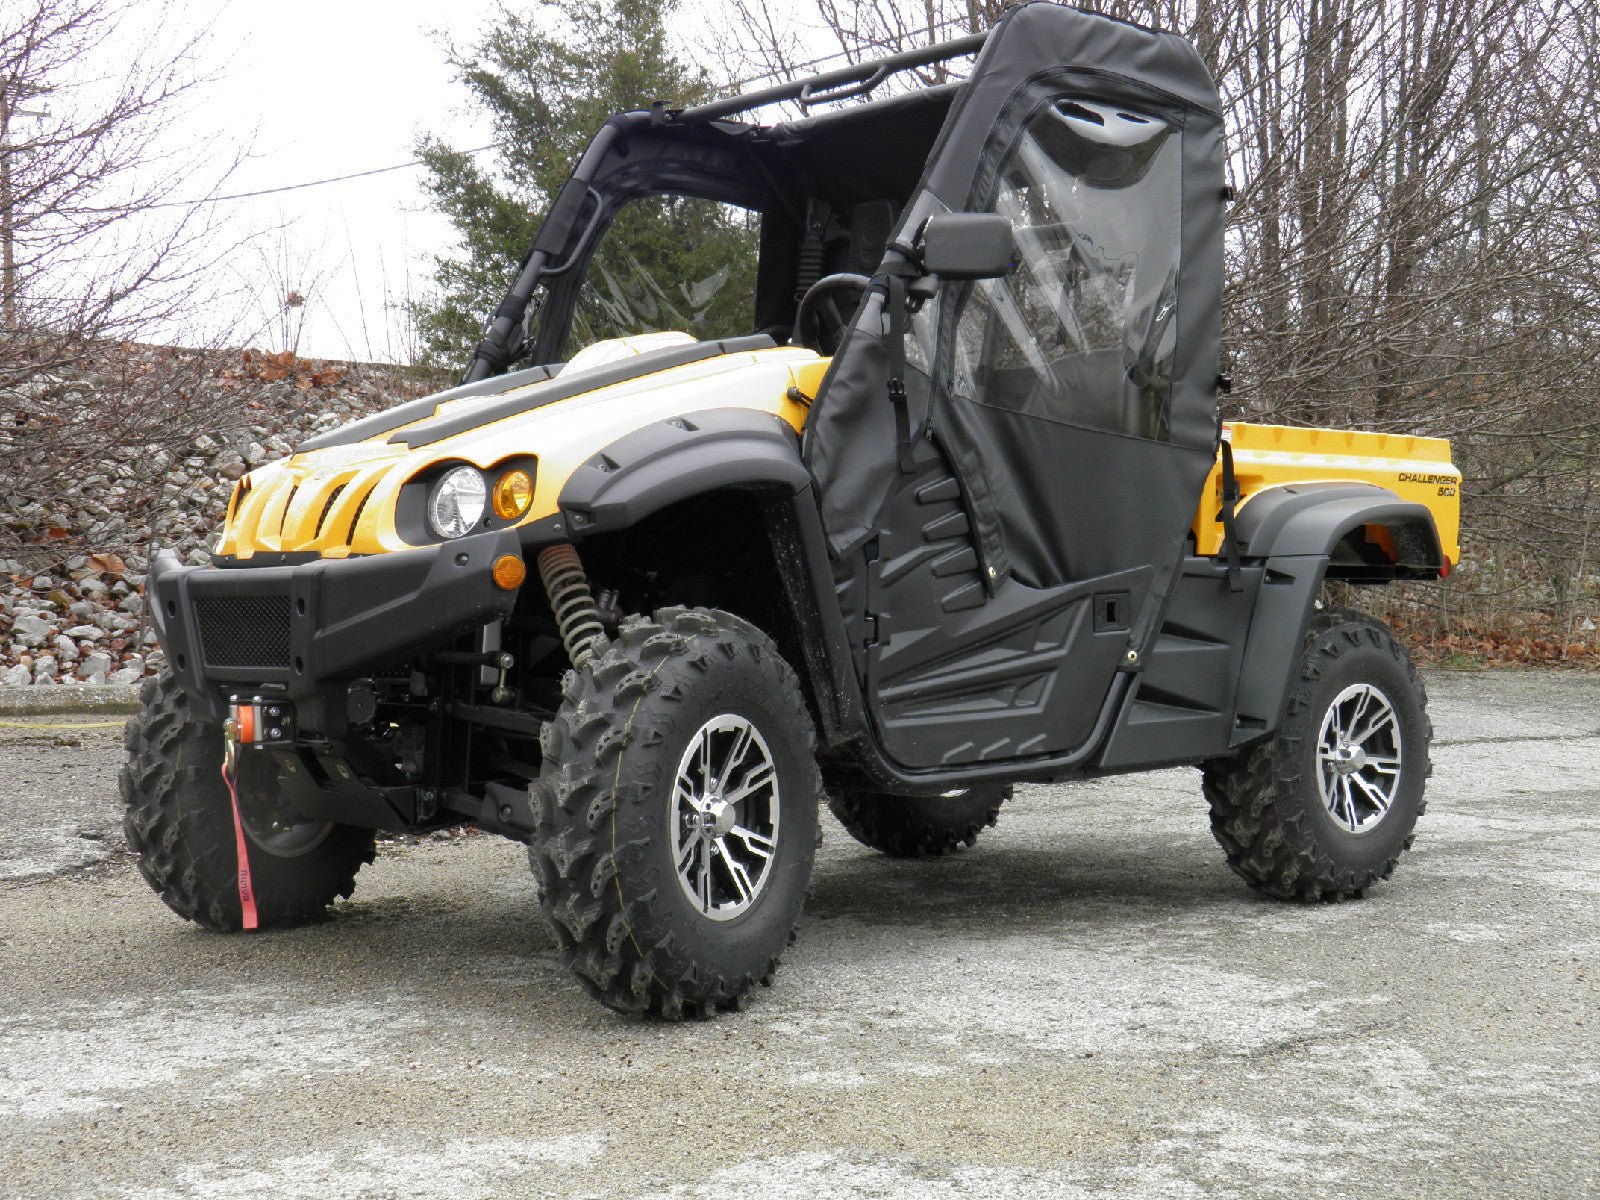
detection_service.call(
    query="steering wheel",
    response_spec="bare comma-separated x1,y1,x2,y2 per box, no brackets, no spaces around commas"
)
793,273,872,355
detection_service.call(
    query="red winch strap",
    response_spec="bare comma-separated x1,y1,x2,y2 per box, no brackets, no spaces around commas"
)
220,745,259,931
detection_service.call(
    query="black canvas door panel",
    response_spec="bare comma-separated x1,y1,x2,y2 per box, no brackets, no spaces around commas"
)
935,400,1213,591
802,5,1227,774
859,443,1150,767
805,5,1225,569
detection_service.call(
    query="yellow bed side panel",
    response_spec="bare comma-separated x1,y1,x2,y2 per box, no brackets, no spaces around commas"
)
1191,423,1461,564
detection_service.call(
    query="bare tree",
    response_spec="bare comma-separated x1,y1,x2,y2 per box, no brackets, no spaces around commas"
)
240,222,337,359
717,0,1600,641
709,0,1005,93
0,0,252,560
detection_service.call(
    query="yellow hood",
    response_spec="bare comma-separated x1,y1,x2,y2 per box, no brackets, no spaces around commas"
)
216,333,828,559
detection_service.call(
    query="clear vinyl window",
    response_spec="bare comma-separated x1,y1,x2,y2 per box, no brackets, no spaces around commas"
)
572,195,759,347
952,97,1182,440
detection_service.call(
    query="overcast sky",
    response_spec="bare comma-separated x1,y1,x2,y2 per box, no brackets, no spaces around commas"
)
30,2,971,367
164,0,833,366
188,0,504,363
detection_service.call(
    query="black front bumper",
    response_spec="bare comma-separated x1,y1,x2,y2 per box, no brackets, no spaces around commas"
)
150,529,524,722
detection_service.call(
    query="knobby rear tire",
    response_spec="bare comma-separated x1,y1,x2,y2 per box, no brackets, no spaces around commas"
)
1201,609,1432,901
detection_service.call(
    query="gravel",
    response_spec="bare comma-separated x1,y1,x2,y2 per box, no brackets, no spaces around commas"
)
1,668,1596,1198
1,349,439,688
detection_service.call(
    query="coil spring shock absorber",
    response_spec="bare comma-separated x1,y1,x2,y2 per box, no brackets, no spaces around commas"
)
536,544,607,668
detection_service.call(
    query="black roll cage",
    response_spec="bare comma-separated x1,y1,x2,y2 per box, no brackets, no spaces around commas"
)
460,30,990,384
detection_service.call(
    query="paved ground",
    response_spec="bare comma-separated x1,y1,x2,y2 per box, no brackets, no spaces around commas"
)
1,670,1596,1199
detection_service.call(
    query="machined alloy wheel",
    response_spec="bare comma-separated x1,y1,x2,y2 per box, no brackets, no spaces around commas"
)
530,607,822,1018
1201,608,1431,901
672,715,781,920
1316,682,1403,835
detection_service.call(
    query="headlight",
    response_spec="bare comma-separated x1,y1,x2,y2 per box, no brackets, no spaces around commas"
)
490,468,533,521
428,466,486,539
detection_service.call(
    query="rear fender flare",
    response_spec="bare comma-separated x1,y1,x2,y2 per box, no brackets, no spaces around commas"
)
1228,484,1441,745
556,407,810,534
1235,482,1444,572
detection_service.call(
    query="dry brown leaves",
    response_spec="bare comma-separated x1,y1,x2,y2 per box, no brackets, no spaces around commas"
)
222,349,347,392
1390,613,1600,668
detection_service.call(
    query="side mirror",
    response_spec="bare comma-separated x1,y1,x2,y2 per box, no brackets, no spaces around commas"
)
919,213,1015,280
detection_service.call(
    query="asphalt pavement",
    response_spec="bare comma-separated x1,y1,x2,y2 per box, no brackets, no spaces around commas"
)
1,670,1596,1199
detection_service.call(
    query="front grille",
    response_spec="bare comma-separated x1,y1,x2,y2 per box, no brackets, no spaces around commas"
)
315,484,347,538
193,594,292,669
342,484,374,546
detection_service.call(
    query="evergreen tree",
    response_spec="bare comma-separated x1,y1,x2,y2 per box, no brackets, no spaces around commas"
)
413,0,756,369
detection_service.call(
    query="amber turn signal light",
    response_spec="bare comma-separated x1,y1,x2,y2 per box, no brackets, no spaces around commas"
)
492,554,526,591
491,468,534,521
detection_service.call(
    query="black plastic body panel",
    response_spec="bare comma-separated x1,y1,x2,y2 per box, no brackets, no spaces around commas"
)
1097,558,1261,769
822,436,1147,770
392,335,777,449
1229,554,1328,744
295,363,562,453
852,440,1147,767
870,566,1146,767
1235,482,1443,569
559,407,810,535
755,484,1138,794
211,550,322,569
1094,551,1338,766
764,488,864,752
149,529,523,722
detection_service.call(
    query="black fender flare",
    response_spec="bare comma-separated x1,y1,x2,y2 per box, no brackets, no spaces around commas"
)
1227,483,1442,745
1234,482,1444,571
557,417,864,750
556,407,812,534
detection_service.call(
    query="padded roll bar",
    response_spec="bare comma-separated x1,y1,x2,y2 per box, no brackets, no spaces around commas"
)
462,29,991,384
679,31,990,123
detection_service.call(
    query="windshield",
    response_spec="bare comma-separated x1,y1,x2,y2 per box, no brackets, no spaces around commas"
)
571,194,760,347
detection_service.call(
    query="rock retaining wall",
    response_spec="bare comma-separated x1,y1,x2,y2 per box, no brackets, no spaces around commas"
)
1,348,442,687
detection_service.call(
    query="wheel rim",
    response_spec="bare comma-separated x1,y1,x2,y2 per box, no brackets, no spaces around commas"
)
670,714,781,922
1316,682,1403,835
234,763,333,858
240,807,334,857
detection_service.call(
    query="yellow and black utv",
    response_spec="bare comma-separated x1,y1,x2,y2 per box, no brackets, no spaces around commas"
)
124,3,1460,1018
